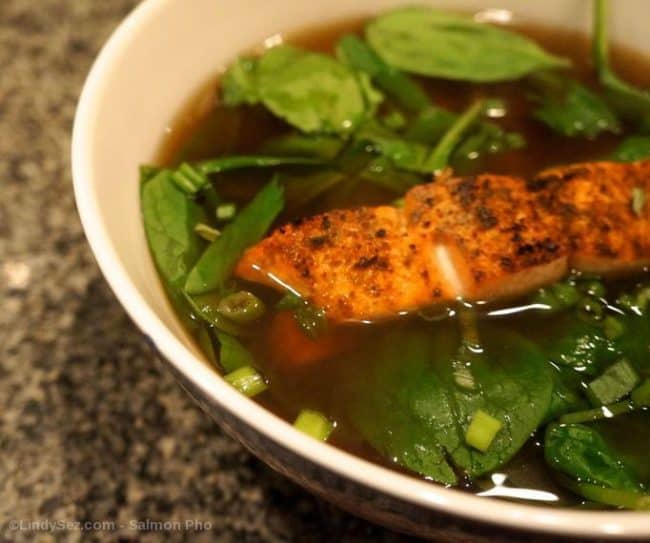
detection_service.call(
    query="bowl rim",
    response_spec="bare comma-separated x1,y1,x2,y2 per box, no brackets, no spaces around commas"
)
71,0,650,538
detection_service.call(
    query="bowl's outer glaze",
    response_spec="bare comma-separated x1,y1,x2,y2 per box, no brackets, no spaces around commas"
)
72,0,650,540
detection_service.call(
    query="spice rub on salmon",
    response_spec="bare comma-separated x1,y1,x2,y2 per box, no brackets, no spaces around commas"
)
235,206,456,321
531,161,650,275
405,174,568,301
236,160,649,322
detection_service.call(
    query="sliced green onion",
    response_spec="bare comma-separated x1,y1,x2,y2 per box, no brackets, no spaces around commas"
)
603,315,625,340
217,291,266,324
194,223,221,242
294,303,328,339
551,282,580,308
216,203,237,221
293,409,335,441
171,162,209,194
631,187,646,217
577,296,604,324
184,292,249,337
586,358,640,407
559,400,634,424
275,292,304,310
224,366,267,397
631,379,650,407
465,409,502,452
531,287,560,311
579,279,606,298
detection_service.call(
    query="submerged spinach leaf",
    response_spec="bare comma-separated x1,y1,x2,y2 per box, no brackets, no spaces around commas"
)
141,170,206,314
222,45,375,135
184,179,284,295
545,423,643,492
336,34,430,113
530,74,621,138
366,7,569,83
346,325,553,483
610,136,650,162
593,0,650,131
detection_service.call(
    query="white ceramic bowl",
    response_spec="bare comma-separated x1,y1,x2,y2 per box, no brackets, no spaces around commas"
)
72,0,650,540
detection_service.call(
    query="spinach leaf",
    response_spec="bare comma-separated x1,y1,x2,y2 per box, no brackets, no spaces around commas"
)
262,133,345,160
141,170,206,314
405,107,456,143
277,170,346,209
366,7,569,83
404,105,524,170
610,136,650,162
221,57,259,105
222,45,374,135
197,155,325,175
216,331,255,372
358,157,423,193
541,318,620,376
336,34,431,112
184,179,284,295
346,325,553,483
357,100,488,174
545,423,643,491
593,0,650,131
530,74,621,138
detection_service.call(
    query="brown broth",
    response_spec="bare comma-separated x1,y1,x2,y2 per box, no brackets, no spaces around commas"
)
154,16,650,507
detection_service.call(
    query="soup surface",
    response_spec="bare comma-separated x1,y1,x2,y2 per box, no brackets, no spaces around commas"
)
145,8,650,509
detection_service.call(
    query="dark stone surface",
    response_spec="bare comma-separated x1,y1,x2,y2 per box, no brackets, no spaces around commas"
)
0,1,415,541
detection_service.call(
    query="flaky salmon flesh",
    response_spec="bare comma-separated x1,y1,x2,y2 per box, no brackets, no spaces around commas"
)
235,160,650,322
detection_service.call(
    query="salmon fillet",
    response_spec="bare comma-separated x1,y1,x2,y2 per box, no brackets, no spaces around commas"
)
404,174,568,301
530,161,650,275
235,160,649,322
235,206,456,321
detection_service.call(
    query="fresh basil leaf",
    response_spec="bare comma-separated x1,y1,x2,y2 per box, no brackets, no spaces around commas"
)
346,325,553,483
545,423,643,491
336,34,431,112
184,179,284,295
222,45,373,134
141,170,207,314
610,136,650,162
217,331,255,372
366,7,569,83
530,74,621,138
593,0,650,131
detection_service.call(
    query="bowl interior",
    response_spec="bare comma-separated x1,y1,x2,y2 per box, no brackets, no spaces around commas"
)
72,0,649,538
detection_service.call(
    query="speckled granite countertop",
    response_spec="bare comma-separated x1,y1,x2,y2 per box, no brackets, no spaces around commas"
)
0,2,415,541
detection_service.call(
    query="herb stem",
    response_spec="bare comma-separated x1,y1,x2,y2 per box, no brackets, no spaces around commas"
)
427,99,486,172
593,0,609,74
